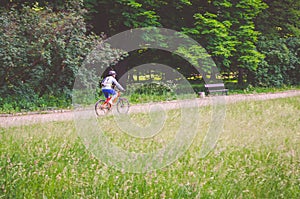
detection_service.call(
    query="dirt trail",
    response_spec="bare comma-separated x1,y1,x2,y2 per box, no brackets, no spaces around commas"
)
1,90,300,128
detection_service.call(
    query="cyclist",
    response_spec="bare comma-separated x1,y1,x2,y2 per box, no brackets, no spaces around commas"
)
101,70,125,108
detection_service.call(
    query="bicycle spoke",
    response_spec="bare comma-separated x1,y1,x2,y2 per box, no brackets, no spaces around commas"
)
95,99,108,116
117,98,130,114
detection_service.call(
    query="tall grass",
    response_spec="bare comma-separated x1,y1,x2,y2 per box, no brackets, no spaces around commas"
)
1,96,299,198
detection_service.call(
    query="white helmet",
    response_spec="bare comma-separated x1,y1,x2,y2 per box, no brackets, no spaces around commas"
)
108,70,117,76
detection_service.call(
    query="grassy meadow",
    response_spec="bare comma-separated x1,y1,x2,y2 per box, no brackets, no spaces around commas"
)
1,96,299,198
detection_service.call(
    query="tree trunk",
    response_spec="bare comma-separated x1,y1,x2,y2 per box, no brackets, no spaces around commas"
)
238,68,244,86
137,71,140,82
246,70,256,86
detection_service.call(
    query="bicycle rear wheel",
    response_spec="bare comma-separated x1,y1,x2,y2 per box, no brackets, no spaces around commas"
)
116,98,130,114
95,99,107,116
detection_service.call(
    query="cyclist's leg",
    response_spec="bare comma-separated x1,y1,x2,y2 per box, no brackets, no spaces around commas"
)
101,89,111,109
102,88,116,106
107,89,117,105
102,89,110,99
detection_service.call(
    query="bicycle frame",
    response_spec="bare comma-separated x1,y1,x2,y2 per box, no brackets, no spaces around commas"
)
103,91,121,105
95,91,129,116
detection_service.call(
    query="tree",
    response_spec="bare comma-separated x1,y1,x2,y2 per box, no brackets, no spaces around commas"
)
255,0,300,38
0,1,124,109
254,36,300,87
253,0,300,87
84,0,267,85
210,0,267,85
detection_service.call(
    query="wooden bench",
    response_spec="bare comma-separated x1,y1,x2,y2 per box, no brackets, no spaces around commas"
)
204,83,228,95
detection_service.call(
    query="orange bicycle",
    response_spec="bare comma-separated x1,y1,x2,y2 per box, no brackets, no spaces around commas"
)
95,91,130,116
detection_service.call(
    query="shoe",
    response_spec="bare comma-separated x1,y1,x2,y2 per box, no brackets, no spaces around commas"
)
107,103,112,110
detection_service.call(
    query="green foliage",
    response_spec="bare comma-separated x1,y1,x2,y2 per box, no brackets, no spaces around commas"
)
186,12,236,61
218,0,267,81
179,0,267,83
175,44,212,69
254,36,300,87
0,94,71,113
253,0,300,87
0,1,126,112
126,82,177,103
255,0,300,38
83,0,299,88
119,0,161,28
0,2,97,99
131,83,173,95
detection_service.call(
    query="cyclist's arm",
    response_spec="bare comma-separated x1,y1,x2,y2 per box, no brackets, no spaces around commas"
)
112,78,125,91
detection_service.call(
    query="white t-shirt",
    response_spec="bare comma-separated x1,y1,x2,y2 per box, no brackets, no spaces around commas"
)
101,76,124,91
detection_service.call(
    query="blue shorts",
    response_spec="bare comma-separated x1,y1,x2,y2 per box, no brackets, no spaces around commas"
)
102,88,116,98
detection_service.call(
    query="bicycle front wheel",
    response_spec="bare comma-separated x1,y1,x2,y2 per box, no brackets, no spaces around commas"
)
95,99,107,116
116,98,130,114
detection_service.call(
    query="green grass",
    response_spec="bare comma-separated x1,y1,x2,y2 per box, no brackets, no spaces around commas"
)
126,84,300,105
224,83,300,95
1,96,299,198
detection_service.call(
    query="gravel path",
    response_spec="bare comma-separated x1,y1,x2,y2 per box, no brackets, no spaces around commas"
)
1,90,300,128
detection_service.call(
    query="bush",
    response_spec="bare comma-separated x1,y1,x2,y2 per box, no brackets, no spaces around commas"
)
254,36,300,87
126,82,177,103
0,1,125,112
